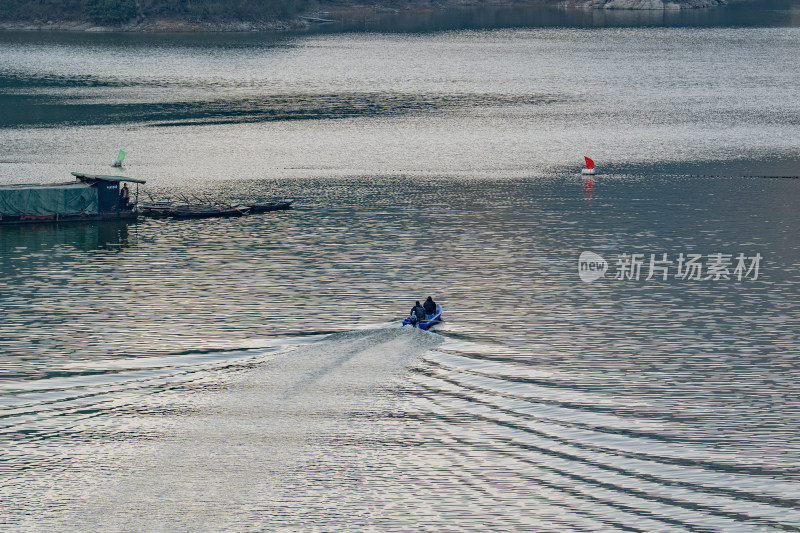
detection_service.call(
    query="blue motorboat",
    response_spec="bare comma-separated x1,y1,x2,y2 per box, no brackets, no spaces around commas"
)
402,304,443,330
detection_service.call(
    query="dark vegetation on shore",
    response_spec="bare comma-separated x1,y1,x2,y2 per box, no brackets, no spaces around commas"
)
0,0,319,24
0,0,737,28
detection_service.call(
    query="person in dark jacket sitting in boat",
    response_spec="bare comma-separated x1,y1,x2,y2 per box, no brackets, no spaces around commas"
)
411,301,427,322
423,296,436,317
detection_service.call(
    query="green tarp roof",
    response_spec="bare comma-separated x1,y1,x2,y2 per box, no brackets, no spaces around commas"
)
0,182,98,217
0,182,79,190
71,172,146,184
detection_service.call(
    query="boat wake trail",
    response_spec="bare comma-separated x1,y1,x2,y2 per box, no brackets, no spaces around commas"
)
0,327,443,530
2,329,799,531
402,339,800,532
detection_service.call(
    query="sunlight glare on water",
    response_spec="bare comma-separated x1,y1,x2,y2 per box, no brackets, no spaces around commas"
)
1,13,800,531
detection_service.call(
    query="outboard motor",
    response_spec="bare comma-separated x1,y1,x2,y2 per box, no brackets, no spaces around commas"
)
409,314,419,327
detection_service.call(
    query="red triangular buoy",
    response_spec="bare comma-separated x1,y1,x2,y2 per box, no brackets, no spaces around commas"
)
584,156,595,170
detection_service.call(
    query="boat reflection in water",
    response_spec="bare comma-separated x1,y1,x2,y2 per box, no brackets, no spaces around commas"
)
0,219,136,254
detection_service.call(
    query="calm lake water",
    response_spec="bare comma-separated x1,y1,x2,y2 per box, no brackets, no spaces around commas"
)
1,2,800,530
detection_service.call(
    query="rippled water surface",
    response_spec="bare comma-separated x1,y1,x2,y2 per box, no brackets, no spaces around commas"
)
1,10,800,531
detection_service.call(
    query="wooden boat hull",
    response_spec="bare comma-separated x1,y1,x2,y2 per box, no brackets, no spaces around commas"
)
0,210,138,224
140,199,292,218
248,200,294,212
168,207,250,218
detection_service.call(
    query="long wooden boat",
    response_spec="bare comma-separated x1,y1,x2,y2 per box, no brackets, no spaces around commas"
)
139,200,175,216
0,172,145,224
247,199,294,212
140,199,292,218
168,205,250,218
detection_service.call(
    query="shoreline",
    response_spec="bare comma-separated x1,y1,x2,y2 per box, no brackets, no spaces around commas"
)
0,18,304,33
0,0,728,33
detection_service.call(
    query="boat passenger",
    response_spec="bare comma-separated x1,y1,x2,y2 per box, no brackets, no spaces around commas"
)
119,184,130,209
423,296,436,317
412,301,426,321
